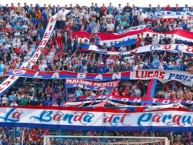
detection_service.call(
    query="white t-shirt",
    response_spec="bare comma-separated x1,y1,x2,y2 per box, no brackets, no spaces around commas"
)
170,37,175,44
38,64,47,71
2,96,8,104
124,56,134,63
106,14,114,20
116,7,123,13
106,58,115,65
119,46,127,52
21,25,28,31
134,89,141,96
21,44,28,51
152,36,160,45
106,23,115,31
10,102,18,106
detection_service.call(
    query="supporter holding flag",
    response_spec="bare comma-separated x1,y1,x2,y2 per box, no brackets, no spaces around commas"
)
144,34,152,45
135,34,141,47
152,52,160,69
152,34,160,45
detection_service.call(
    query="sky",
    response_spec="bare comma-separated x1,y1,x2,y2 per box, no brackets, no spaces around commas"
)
1,0,192,7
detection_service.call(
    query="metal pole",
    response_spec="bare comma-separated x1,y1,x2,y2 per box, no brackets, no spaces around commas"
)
190,132,192,145
21,128,24,145
13,126,16,145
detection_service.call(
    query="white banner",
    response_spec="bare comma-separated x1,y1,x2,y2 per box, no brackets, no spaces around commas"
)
154,11,193,19
88,44,193,55
0,107,192,130
130,44,193,54
130,70,193,86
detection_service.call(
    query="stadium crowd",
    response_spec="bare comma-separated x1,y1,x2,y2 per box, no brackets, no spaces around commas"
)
0,2,192,145
0,127,190,144
0,78,192,107
0,2,193,73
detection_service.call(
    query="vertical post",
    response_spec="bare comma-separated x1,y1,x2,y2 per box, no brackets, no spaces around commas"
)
13,126,16,145
43,136,46,145
165,137,169,145
65,87,68,102
150,131,153,145
21,128,25,145
104,130,107,145
190,132,192,145
58,129,61,136
52,80,54,101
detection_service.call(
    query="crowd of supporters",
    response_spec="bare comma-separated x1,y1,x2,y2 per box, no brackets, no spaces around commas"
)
0,127,190,144
0,78,192,107
0,2,193,145
0,2,193,73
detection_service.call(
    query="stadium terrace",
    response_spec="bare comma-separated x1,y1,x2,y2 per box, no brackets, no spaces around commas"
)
0,1,193,144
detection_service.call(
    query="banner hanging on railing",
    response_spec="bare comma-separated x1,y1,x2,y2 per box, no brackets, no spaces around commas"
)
0,107,192,131
145,11,193,19
78,95,193,105
7,69,193,86
65,79,120,91
85,44,193,55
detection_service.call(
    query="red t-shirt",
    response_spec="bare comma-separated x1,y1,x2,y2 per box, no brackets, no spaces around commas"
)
100,6,107,14
57,51,65,57
124,87,130,95
43,48,50,56
14,47,20,54
165,6,171,11
109,47,117,52
112,90,120,96
56,36,62,44
33,64,38,71
136,37,141,47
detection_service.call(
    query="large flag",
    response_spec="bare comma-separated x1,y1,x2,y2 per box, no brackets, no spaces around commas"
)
73,26,193,46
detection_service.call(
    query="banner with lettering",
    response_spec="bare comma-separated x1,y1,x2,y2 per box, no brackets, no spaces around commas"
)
0,107,192,131
78,95,193,105
65,79,120,91
145,11,193,19
6,69,193,86
86,44,193,55
131,70,193,86
72,27,193,46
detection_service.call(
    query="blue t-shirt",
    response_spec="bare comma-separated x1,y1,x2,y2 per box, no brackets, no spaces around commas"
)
8,95,15,102
75,90,83,98
0,64,4,73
